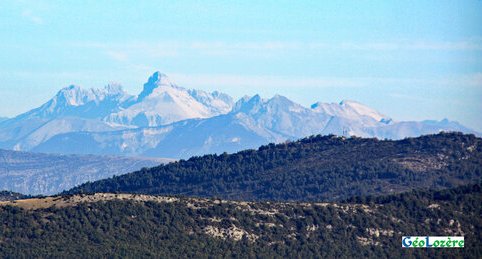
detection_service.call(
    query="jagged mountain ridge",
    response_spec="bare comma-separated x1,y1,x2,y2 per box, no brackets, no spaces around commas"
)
0,72,234,152
0,72,478,158
32,95,477,158
105,72,234,127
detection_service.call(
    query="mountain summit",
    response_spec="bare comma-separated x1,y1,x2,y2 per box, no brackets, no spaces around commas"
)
21,84,134,120
105,72,234,127
311,100,391,124
138,72,176,101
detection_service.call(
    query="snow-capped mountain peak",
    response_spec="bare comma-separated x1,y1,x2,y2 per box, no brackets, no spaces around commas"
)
55,85,94,106
51,84,131,108
311,100,391,124
267,95,304,111
5,82,136,124
188,89,234,114
232,94,311,117
339,100,388,121
104,72,234,127
104,83,126,95
231,94,264,114
138,71,178,101
146,71,172,86
28,85,98,118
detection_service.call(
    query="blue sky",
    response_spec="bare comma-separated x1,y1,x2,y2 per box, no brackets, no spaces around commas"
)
1,0,481,130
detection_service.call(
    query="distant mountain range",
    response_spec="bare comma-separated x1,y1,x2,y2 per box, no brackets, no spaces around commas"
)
0,149,170,195
0,72,478,158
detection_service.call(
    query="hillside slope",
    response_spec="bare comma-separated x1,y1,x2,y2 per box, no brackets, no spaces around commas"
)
1,184,480,258
0,191,28,201
0,149,171,195
67,132,482,201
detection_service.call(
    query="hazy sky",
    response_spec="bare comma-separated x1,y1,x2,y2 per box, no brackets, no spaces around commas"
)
1,0,481,130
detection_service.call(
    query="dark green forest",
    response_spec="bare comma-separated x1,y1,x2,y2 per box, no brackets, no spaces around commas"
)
67,132,482,201
1,184,480,258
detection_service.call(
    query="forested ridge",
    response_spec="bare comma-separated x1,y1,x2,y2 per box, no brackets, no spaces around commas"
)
67,132,482,201
2,133,481,257
1,184,480,258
